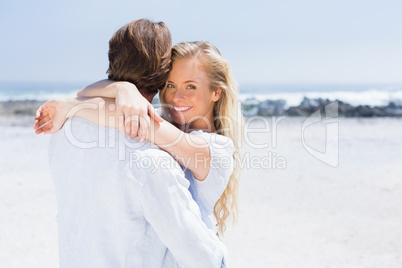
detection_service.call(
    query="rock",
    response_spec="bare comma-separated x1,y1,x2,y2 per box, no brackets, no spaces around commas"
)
286,97,332,117
337,100,356,117
355,105,373,117
243,97,402,118
242,98,260,106
387,101,399,109
0,100,43,116
354,105,382,117
385,101,402,116
257,99,286,116
286,107,307,117
385,108,402,116
300,97,319,108
242,98,260,117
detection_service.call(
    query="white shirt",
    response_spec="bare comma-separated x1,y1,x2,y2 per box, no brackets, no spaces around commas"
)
184,131,235,230
49,117,227,268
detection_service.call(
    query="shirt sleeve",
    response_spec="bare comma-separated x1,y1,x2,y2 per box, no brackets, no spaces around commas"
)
189,131,235,216
135,147,228,268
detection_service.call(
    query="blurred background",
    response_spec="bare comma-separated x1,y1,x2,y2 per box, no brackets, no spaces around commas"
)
1,0,402,267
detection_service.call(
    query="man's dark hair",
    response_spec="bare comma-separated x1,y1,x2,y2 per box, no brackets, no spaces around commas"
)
107,19,172,96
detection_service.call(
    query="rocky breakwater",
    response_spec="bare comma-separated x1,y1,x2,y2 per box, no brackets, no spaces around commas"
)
3,98,402,119
0,100,43,116
242,97,402,117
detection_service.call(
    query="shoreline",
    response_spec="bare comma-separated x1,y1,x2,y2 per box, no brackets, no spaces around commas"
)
0,100,43,117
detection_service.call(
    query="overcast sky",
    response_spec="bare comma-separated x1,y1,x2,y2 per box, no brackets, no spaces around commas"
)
1,0,401,85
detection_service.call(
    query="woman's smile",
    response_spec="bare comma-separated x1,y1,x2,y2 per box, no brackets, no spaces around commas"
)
173,105,193,113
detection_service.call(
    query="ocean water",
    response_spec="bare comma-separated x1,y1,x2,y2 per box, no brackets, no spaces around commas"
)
0,82,82,102
239,84,402,107
1,82,402,107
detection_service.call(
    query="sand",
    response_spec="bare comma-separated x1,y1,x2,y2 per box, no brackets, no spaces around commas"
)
1,117,401,267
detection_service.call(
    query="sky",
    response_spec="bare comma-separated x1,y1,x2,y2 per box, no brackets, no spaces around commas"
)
0,0,401,85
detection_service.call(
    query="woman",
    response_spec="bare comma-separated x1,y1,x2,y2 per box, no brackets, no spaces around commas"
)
35,41,243,235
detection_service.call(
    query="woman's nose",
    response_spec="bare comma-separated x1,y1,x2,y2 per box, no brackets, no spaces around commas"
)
172,89,185,102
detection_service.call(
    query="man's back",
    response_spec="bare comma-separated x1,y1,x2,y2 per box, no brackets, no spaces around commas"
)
49,117,227,268
49,117,177,267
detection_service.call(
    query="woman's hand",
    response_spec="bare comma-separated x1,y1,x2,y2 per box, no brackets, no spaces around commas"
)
77,80,163,141
33,98,75,134
115,86,163,142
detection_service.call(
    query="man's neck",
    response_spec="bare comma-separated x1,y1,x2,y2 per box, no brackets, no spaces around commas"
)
143,93,156,103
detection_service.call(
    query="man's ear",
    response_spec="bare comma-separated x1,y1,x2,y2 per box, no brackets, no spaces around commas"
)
212,88,222,102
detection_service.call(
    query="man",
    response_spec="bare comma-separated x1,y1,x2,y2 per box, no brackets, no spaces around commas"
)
38,19,227,267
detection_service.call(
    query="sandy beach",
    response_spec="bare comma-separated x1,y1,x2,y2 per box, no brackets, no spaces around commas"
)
1,116,401,267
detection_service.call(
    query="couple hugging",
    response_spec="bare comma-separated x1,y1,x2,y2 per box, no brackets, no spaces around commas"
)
34,18,243,268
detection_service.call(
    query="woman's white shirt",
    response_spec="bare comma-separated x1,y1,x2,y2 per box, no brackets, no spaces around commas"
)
183,130,235,231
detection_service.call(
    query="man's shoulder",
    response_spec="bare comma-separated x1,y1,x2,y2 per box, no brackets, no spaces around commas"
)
50,117,101,144
130,146,179,173
130,147,186,186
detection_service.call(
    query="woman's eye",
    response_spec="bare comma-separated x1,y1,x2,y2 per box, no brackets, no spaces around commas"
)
167,84,175,88
187,85,196,90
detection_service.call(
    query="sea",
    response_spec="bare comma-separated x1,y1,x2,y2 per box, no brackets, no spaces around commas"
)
1,81,402,108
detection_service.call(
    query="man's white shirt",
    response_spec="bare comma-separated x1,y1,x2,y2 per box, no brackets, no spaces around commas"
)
49,117,227,268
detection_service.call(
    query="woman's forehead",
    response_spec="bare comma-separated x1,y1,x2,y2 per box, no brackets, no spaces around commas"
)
169,58,207,81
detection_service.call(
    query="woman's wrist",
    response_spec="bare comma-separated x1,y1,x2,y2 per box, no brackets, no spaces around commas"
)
63,97,101,118
63,98,81,118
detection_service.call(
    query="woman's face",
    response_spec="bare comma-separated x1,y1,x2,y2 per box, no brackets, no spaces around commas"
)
164,57,221,131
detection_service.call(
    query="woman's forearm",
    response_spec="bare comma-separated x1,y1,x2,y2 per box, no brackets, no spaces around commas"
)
68,97,119,128
68,97,211,180
147,121,211,181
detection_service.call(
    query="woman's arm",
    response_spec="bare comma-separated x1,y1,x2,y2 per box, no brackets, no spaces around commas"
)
34,96,211,181
34,97,117,134
77,79,130,98
77,80,162,141
146,121,211,181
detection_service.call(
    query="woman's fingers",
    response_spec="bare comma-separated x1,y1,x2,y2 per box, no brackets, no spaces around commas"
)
138,107,150,142
148,105,163,123
37,114,52,128
125,118,131,136
33,111,51,130
34,114,53,134
117,101,157,140
33,105,49,128
42,122,54,134
35,104,46,118
129,115,139,138
121,106,139,138
35,121,53,134
139,113,150,142
35,127,45,135
116,105,125,133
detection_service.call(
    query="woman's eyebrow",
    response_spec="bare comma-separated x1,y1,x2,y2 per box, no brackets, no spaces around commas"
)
167,80,199,84
184,80,199,84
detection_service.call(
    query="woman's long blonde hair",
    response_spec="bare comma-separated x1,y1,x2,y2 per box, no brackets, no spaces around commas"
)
159,41,244,236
